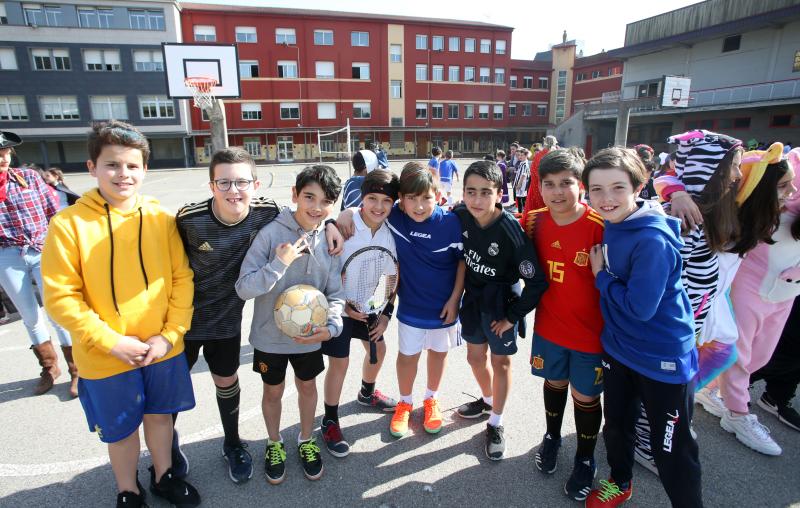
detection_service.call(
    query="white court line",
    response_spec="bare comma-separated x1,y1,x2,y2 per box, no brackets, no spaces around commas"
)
0,386,296,477
0,344,29,353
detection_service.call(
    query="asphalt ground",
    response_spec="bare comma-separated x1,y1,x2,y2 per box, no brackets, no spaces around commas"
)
0,160,798,507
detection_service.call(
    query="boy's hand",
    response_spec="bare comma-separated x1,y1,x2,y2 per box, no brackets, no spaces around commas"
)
490,318,513,337
325,223,344,256
345,304,368,322
590,244,605,277
369,315,389,341
336,209,356,240
109,336,150,366
276,237,307,266
669,191,702,234
440,296,459,325
293,327,332,344
140,335,172,366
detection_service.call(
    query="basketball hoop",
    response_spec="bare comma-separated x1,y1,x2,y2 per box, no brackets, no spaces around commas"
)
184,76,218,110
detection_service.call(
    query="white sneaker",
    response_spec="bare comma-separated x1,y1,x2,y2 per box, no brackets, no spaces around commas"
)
694,387,725,418
720,411,782,456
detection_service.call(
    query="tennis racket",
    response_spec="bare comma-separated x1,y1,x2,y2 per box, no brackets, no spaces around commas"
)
341,246,399,364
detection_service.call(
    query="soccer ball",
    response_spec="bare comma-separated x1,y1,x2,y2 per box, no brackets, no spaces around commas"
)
274,284,329,337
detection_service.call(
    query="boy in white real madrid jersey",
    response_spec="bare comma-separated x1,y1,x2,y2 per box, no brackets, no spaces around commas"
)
175,148,342,484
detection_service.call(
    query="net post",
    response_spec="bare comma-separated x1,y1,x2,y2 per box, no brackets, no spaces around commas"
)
317,130,322,163
346,118,352,177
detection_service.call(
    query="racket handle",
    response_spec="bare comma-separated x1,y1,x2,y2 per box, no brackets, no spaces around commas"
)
369,341,378,365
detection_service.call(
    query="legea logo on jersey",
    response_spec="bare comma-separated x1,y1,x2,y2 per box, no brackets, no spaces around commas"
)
410,231,431,239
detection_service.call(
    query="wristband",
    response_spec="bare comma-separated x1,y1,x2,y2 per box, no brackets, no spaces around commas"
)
381,302,394,320
324,218,337,227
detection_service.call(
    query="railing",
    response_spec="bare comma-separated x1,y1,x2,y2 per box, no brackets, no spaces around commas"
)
577,96,661,117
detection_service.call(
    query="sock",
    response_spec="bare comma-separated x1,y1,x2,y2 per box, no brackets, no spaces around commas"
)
424,388,438,400
298,434,312,444
324,403,339,424
483,395,494,407
361,380,376,397
215,379,241,448
267,435,283,445
574,397,602,459
400,394,413,405
543,381,569,438
488,411,503,427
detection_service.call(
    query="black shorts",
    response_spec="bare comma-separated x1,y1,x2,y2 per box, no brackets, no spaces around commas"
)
252,349,325,385
183,335,241,377
321,317,384,359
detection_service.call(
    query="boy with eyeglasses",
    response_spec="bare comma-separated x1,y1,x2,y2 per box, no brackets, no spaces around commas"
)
175,148,342,484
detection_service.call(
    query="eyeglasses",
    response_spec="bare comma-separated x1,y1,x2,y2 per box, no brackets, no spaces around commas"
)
212,179,254,191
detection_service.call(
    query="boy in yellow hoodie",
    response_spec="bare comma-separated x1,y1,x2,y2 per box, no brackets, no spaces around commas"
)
41,121,199,508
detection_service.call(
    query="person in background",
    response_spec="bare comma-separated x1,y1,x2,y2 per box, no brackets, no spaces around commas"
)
42,167,80,210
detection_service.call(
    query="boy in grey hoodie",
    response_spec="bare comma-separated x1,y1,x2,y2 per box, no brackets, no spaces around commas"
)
236,165,345,485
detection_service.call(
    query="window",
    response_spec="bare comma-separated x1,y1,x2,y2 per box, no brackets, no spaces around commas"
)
353,102,371,119
320,139,335,153
495,40,506,55
448,66,459,82
591,70,601,79
771,114,792,127
464,104,474,119
235,27,257,43
495,68,505,84
447,104,458,119
432,36,444,51
24,4,62,26
243,137,261,157
390,44,402,63
78,7,113,28
465,66,475,82
0,3,5,24
522,104,532,116
317,103,336,120
523,76,533,88
416,34,427,50
510,75,517,88
90,96,127,120
722,35,741,53
351,62,369,80
313,29,334,46
465,38,475,53
0,96,28,121
84,49,120,72
538,76,549,89
277,60,298,78
480,39,491,53
448,37,459,52
315,61,334,79
478,104,489,119
609,66,621,75
239,60,259,78
537,104,547,116
390,80,402,98
40,96,79,120
133,50,163,72
575,72,585,82
276,28,296,45
201,109,210,122
351,31,369,47
238,103,261,120
432,65,444,81
139,95,174,118
416,64,428,81
795,51,800,72
0,49,17,70
432,103,443,119
509,104,516,117
479,67,490,83
493,105,503,119
415,102,427,119
280,102,300,119
128,9,164,30
194,25,216,42
638,82,659,97
32,48,70,71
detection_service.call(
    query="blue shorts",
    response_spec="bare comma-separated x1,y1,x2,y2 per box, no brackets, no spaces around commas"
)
77,354,196,444
530,334,604,397
462,313,518,356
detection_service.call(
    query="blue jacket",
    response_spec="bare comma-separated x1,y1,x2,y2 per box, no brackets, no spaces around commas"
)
595,201,697,384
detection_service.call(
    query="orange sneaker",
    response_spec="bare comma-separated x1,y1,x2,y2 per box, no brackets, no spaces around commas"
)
390,401,413,437
423,397,443,434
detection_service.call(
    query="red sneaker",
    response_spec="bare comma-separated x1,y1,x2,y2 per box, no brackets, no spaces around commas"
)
585,479,632,507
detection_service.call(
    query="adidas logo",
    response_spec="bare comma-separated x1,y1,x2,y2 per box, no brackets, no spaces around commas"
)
551,240,561,249
463,230,469,238
198,241,213,252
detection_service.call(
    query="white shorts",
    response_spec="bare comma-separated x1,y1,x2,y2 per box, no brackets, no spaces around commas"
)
397,322,462,356
440,180,452,193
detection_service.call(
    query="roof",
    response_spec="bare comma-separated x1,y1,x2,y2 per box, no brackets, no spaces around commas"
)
178,2,514,30
510,59,552,71
574,51,622,67
533,50,552,62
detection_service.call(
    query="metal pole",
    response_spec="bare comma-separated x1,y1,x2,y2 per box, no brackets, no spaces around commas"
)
346,118,352,177
317,130,322,163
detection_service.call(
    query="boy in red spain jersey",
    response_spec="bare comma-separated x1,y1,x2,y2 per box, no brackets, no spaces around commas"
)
520,149,605,501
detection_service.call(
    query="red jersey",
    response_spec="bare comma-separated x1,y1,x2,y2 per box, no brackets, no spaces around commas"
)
521,204,605,353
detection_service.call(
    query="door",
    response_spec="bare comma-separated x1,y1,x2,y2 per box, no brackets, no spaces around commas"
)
277,136,293,162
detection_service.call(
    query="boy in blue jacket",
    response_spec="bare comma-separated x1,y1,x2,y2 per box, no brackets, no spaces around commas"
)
583,147,701,508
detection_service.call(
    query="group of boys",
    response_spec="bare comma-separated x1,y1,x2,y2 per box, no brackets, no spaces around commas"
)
39,119,704,508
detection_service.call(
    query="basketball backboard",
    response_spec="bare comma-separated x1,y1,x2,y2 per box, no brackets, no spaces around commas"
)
162,43,241,99
662,76,691,108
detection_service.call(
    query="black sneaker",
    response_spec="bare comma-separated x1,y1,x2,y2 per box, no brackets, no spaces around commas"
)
485,424,505,461
564,456,597,501
171,429,189,479
298,437,324,480
534,433,561,474
264,441,287,485
456,398,492,419
357,389,398,412
149,466,200,508
223,441,254,484
758,392,800,432
116,479,147,508
321,419,351,457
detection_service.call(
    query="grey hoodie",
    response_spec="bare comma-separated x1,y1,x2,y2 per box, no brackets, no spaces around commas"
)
235,208,345,354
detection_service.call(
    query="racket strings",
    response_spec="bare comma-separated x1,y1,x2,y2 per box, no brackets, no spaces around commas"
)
344,251,397,313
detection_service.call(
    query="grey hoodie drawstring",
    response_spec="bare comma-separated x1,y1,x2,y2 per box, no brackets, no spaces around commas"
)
104,204,150,316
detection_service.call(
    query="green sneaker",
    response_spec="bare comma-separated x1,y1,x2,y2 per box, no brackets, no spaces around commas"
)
264,441,286,485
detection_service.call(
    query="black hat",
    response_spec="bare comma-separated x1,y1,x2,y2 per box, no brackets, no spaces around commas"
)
0,131,22,149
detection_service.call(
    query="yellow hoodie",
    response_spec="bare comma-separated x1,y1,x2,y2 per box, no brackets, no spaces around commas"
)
42,188,194,380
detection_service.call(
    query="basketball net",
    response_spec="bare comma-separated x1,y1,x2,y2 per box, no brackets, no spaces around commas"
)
184,76,218,111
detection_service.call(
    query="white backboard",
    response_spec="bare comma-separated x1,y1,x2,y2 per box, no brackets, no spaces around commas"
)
662,76,691,108
162,43,241,99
